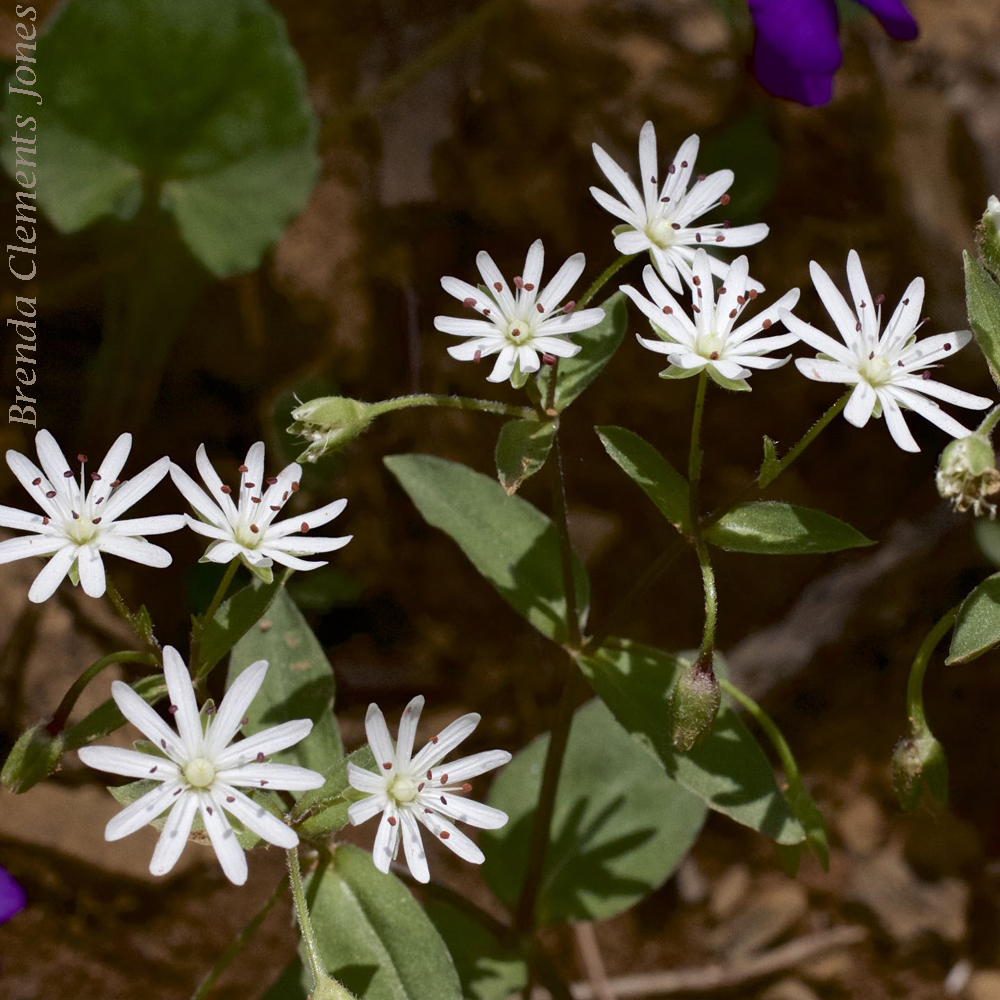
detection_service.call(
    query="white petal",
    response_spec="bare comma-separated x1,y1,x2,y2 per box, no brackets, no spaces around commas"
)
536,309,604,336
441,276,495,313
0,534,67,567
77,545,106,598
638,120,659,217
110,680,186,761
660,133,700,204
0,504,49,532
845,249,877,341
98,534,173,569
107,514,185,536
256,548,324,571
590,186,639,226
434,315,499,337
475,251,517,319
169,463,228,530
209,659,269,755
347,763,385,794
518,346,540,374
90,434,132,500
592,142,645,219
781,312,854,365
410,712,480,774
676,169,733,223
365,703,396,772
613,229,654,255
372,804,400,874
429,749,512,783
78,745,178,781
200,790,247,885
899,330,973,369
275,535,353,556
537,253,585,315
195,444,239,523
201,541,248,564
399,808,429,883
809,259,862,351
216,763,325,791
264,498,348,540
530,335,584,358
425,793,509,830
522,240,545,294
149,791,198,877
879,276,924,354
218,784,298,849
843,381,877,428
100,457,171,523
727,353,790,370
214,719,314,769
486,346,517,384
242,442,266,501
891,386,976,440
793,357,859,384
162,646,202,758
105,780,183,841
415,808,484,865
447,337,504,362
348,793,388,826
878,390,920,452
34,430,74,505
6,450,64,520
893,376,992,410
395,696,424,767
27,544,78,603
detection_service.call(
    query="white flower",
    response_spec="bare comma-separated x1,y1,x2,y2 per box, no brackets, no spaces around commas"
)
591,121,769,293
78,647,324,885
170,442,351,582
347,697,511,883
783,250,993,452
434,239,605,385
623,250,800,389
0,430,183,603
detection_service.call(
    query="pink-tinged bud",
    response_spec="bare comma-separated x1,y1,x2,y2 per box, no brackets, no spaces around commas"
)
669,656,720,751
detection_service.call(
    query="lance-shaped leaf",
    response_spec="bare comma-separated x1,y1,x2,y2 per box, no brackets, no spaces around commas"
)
1,0,319,277
947,572,1000,664
227,590,342,780
198,576,287,677
385,454,590,644
495,417,557,496
306,844,462,1000
578,640,805,845
706,501,873,555
482,699,707,925
965,251,1000,391
596,426,690,530
536,292,627,411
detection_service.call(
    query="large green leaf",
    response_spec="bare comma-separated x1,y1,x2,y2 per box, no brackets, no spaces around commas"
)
482,699,707,925
706,501,873,554
424,901,528,1000
307,844,462,1000
384,455,589,644
536,292,627,411
228,590,341,779
965,251,1000,391
596,426,690,530
947,572,1000,665
294,745,378,842
495,417,557,496
1,0,319,277
578,640,805,845
198,576,286,677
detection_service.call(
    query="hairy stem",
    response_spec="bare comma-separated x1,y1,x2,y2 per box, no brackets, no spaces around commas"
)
906,605,960,735
687,373,717,661
373,393,537,420
578,254,637,310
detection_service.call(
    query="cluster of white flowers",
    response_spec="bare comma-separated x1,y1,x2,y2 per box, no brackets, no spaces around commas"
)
1,438,350,603
436,121,991,451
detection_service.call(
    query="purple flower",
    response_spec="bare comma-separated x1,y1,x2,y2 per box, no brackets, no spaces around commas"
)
0,865,26,924
748,0,918,106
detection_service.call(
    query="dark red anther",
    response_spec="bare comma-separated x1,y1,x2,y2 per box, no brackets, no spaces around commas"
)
697,173,706,181
462,783,472,792
291,481,300,492
91,472,101,481
245,482,255,490
207,806,214,816
563,301,576,313
903,298,909,306
31,477,41,485
239,464,249,474
681,160,688,168
662,305,672,315
720,194,731,205
220,485,232,494
922,371,931,379
876,294,885,305
483,308,490,316
418,782,425,791
525,283,534,291
462,297,477,308
729,309,737,319
251,496,261,504
692,276,701,287
695,233,702,242
388,816,397,826
869,351,875,360
668,163,676,174
266,477,277,485
300,522,310,533
430,735,439,744
382,762,393,770
473,349,482,364
762,319,772,329
856,322,862,332
716,235,725,242
45,490,56,499
710,351,719,360
168,704,178,714
227,796,235,803
250,524,259,533
71,511,79,520
944,343,952,351
440,773,449,784
440,796,447,804
77,454,88,463
63,470,74,478
93,517,102,525
736,295,745,305
426,769,433,779
270,505,281,511
150,766,157,774
748,289,758,300
440,831,450,840
241,716,249,726
671,223,681,230
42,517,49,525
110,479,121,488
173,787,182,796
541,353,557,365
513,276,524,290
256,752,265,763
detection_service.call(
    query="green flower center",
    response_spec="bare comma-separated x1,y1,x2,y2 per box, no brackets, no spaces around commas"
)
66,518,100,546
506,319,533,345
389,774,418,804
183,757,216,788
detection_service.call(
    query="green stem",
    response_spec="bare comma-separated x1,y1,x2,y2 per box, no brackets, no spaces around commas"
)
906,606,960,735
577,254,636,310
286,848,351,1000
46,651,160,736
515,430,584,935
191,874,288,1000
104,576,157,648
371,393,536,420
976,403,1000,439
687,373,717,661
190,559,240,676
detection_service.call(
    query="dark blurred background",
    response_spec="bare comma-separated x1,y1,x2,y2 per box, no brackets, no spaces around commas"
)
3,0,1000,997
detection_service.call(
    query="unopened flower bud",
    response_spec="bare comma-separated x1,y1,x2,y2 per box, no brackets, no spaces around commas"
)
936,434,1000,517
669,656,720,751
891,732,948,813
979,195,1000,278
289,396,376,461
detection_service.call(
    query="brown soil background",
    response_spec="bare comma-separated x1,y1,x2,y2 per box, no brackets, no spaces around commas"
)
3,0,1000,997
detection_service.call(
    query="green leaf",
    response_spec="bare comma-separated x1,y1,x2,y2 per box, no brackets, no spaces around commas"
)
1,723,64,793
965,251,1000,391
64,673,168,752
384,455,589,644
294,745,378,841
482,699,707,925
947,572,1000,665
706,501,874,554
578,640,805,845
595,426,690,530
759,436,781,488
2,0,319,277
228,590,342,779
536,292,627,411
495,418,557,496
199,576,286,676
424,901,527,1000
307,844,462,1000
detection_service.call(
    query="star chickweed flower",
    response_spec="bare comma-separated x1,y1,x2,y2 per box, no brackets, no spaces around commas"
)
783,250,992,452
434,239,605,386
1,430,183,603
170,442,351,584
347,697,511,883
623,250,800,389
591,121,769,294
78,647,324,885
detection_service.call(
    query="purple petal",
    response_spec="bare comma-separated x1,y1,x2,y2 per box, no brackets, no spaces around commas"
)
747,0,842,72
0,865,26,923
853,0,918,39
751,35,836,106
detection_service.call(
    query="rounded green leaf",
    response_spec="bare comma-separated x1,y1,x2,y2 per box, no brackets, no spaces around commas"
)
384,454,589,644
578,639,805,845
947,572,1000,665
495,417,557,496
965,251,1000,391
2,0,319,277
307,844,462,1000
481,699,707,925
706,501,874,554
